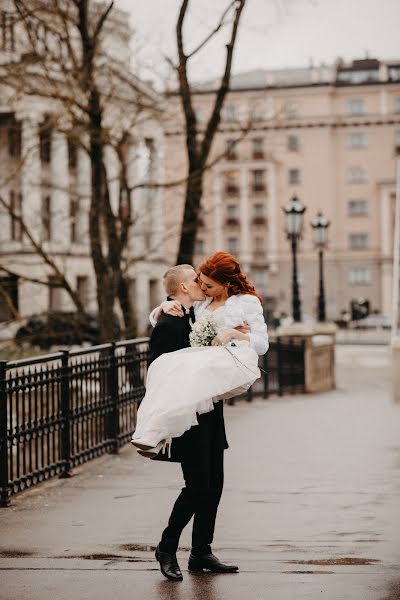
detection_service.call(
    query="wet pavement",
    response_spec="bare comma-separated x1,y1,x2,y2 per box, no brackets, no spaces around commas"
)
0,345,399,600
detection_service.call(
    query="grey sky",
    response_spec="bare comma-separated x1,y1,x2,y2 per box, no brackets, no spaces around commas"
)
116,0,399,83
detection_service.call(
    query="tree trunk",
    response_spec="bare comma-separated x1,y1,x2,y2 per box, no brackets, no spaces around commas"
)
118,276,137,339
176,166,203,265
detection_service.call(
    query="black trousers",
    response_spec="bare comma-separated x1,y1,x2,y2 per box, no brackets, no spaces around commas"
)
159,434,224,555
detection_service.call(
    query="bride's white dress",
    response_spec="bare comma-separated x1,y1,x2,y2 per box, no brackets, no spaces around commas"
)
131,295,268,452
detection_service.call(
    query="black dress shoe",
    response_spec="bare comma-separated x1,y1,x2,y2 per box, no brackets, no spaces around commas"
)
155,545,183,581
188,550,238,573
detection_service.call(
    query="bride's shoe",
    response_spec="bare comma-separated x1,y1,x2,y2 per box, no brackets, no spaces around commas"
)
132,439,171,458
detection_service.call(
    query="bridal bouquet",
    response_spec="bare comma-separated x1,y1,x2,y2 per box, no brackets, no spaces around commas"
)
189,313,218,347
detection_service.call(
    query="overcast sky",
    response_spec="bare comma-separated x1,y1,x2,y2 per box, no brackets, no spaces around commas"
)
116,0,399,84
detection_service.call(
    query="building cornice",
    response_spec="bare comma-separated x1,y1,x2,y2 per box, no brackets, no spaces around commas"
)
165,116,400,137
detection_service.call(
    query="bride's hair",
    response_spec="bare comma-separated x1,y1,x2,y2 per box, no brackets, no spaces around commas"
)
199,251,262,301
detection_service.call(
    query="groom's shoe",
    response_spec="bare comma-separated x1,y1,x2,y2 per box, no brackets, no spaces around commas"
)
188,549,239,573
155,545,183,581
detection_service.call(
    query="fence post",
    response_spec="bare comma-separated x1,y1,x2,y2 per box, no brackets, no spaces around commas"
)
59,351,72,479
263,352,269,399
108,342,119,453
0,361,10,507
277,338,283,396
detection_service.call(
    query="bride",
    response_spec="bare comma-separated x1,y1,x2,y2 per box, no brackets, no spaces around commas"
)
131,251,269,455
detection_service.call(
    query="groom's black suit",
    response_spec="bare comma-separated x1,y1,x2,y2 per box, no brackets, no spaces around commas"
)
149,301,228,555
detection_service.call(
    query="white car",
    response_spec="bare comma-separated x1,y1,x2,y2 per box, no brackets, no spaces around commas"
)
353,314,391,330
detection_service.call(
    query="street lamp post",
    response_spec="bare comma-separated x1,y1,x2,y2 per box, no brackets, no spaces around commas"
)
311,212,330,322
283,196,306,323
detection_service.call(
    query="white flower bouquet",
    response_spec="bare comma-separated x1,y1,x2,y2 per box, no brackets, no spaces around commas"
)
189,313,219,347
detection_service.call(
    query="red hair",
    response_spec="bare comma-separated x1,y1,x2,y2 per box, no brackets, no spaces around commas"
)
199,251,262,301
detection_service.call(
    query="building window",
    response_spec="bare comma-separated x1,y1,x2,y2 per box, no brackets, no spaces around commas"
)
395,97,400,113
227,204,238,218
345,167,368,184
223,170,240,196
0,11,15,52
42,196,51,241
39,118,52,163
252,269,268,289
7,121,21,157
349,233,369,250
348,199,368,217
251,169,266,192
345,98,366,115
225,138,237,160
77,275,89,307
195,239,205,255
227,237,239,254
349,268,371,284
395,129,400,149
287,134,300,151
389,69,400,83
10,190,22,241
196,107,204,123
249,104,264,122
68,138,78,170
252,138,264,159
338,70,379,85
70,198,78,242
284,100,299,119
254,237,264,252
289,168,301,185
253,203,264,217
346,132,368,149
224,104,237,122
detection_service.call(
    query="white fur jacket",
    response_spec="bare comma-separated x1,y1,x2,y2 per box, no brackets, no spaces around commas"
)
149,294,269,356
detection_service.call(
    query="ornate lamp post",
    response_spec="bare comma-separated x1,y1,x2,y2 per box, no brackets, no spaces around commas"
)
311,212,330,322
283,196,306,322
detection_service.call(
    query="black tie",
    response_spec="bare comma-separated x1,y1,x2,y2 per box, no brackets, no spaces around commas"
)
189,306,196,322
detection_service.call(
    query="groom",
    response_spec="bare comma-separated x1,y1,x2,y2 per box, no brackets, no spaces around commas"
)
148,264,239,581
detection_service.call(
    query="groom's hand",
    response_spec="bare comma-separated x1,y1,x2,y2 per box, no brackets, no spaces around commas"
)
234,321,250,334
161,300,184,317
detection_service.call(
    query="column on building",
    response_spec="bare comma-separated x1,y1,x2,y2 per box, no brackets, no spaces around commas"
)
127,137,147,259
135,270,150,336
50,130,70,250
150,131,166,260
380,186,394,317
19,112,42,242
239,168,251,271
267,161,279,274
104,144,120,217
77,144,91,243
213,170,224,251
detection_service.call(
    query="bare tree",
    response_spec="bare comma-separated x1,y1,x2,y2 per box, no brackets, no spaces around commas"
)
172,0,247,264
1,0,162,341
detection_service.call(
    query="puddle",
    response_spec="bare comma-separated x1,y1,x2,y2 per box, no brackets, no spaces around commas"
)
0,549,36,558
283,570,335,575
379,579,400,600
57,553,147,562
286,557,380,566
119,543,191,552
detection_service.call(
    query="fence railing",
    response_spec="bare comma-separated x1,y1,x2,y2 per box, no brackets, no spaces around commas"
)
0,336,304,506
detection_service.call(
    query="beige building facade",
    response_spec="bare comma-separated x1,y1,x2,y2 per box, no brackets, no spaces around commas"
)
164,59,400,322
0,2,167,335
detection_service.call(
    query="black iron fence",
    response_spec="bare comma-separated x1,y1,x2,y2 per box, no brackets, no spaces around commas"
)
0,336,304,506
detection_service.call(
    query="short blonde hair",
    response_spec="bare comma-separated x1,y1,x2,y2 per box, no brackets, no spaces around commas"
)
163,264,194,296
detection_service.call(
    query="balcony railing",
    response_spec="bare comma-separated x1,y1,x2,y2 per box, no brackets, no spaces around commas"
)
224,185,240,196
252,216,267,226
252,151,264,160
250,184,266,193
225,217,240,227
